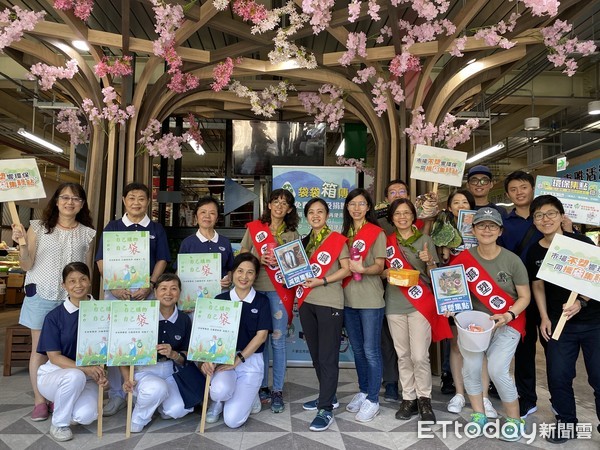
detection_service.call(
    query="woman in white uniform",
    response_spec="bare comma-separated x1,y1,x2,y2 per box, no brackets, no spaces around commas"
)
120,273,194,432
37,262,107,442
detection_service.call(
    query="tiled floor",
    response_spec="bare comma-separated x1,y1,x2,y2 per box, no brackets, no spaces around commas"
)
1,306,599,449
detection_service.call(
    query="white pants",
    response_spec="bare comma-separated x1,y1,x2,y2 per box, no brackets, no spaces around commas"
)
132,361,193,428
210,353,263,428
38,362,98,427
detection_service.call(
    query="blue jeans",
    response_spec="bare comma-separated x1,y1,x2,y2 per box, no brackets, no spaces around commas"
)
344,307,384,402
546,322,600,423
259,290,288,392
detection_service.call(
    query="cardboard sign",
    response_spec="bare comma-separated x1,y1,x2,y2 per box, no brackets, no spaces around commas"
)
534,175,600,226
187,298,242,365
76,300,111,366
107,300,160,366
537,234,600,301
430,265,473,314
411,144,467,187
102,231,150,290
273,239,313,288
0,158,46,202
177,253,222,311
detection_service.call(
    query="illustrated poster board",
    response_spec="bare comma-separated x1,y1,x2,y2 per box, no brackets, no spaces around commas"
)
76,300,111,366
536,233,600,302
457,210,478,249
430,265,473,314
107,300,160,366
534,175,600,226
272,166,357,236
0,158,46,202
411,144,467,187
177,253,222,311
273,239,313,288
187,298,243,365
102,231,150,290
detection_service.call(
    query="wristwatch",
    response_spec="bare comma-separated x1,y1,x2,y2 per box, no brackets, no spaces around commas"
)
322,277,328,287
236,351,246,363
577,296,588,308
506,310,517,322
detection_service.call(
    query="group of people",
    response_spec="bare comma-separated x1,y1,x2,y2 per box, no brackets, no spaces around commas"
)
10,168,599,443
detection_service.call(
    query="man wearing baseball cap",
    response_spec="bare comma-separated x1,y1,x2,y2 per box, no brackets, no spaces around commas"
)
466,165,507,217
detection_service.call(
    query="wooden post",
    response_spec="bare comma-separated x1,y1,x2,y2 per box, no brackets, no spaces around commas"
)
551,291,578,340
97,376,104,438
199,374,211,434
7,202,26,246
125,365,134,438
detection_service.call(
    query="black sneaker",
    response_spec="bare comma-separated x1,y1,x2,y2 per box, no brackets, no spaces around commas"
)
418,397,436,422
546,421,577,444
271,390,284,413
519,400,538,419
488,382,500,400
440,372,455,395
395,399,418,420
259,387,271,404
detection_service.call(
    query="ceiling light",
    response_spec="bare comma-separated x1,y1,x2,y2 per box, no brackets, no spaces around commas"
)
524,117,540,131
188,138,205,155
466,142,505,164
72,40,89,51
588,100,600,115
335,138,345,156
18,128,63,153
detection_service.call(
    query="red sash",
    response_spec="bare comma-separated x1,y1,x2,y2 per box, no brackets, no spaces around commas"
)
247,220,295,324
385,234,452,342
450,250,526,338
295,232,348,309
343,222,384,288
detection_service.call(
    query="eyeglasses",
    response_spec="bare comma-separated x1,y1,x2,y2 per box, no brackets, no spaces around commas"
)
474,223,500,231
388,189,407,196
393,211,414,217
58,195,84,204
533,210,561,222
271,200,289,207
348,201,368,208
468,177,491,186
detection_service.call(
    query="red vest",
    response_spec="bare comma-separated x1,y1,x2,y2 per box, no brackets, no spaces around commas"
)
247,220,295,324
386,234,452,342
450,249,526,338
343,222,384,288
295,232,348,309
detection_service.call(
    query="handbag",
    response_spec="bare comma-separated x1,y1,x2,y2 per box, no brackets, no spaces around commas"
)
172,360,206,409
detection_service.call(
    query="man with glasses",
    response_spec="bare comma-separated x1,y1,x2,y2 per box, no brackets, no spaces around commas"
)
377,180,425,235
466,165,506,216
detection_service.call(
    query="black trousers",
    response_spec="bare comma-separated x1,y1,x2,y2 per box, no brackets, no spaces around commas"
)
299,302,344,412
514,301,541,406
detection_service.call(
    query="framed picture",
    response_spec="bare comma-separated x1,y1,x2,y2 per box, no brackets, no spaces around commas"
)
273,239,313,288
430,264,472,314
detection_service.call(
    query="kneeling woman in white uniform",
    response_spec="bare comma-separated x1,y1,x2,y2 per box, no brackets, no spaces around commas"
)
121,273,194,432
201,253,272,428
37,262,108,442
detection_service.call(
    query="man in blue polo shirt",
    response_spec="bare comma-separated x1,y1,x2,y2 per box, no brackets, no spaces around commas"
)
466,165,507,216
95,182,171,416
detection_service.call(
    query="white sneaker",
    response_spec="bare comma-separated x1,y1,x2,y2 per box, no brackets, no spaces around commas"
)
483,397,498,419
251,394,262,414
130,422,144,433
49,425,73,442
103,397,126,417
355,399,380,422
346,392,367,413
205,400,223,424
447,393,465,413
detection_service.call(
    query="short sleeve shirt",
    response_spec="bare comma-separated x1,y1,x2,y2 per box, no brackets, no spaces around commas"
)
37,300,80,360
158,309,192,354
344,231,386,308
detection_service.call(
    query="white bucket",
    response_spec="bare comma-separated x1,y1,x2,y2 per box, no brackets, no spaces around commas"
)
455,310,494,352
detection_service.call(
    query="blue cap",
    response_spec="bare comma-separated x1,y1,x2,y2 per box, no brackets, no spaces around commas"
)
467,165,492,179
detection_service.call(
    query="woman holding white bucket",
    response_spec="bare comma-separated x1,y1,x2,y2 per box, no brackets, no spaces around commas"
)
450,207,530,441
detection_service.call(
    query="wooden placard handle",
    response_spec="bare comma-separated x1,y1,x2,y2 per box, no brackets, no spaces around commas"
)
432,182,438,194
125,365,134,438
199,374,211,434
551,291,578,340
7,202,26,246
97,366,104,438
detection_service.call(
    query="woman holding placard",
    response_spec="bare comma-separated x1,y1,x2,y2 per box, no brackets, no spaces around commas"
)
12,182,96,422
240,188,299,413
298,198,350,432
449,207,530,441
179,196,234,290
201,253,272,428
37,262,107,442
341,188,386,422
383,198,448,424
525,195,599,444
120,273,194,433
